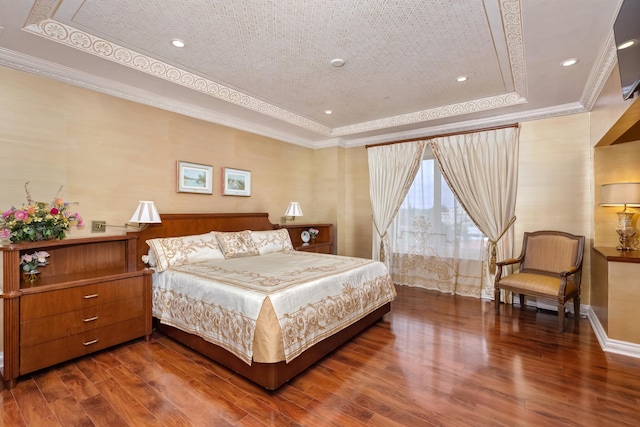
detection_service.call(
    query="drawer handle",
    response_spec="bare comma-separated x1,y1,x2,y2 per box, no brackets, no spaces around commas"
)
83,316,98,323
83,339,99,346
83,294,99,299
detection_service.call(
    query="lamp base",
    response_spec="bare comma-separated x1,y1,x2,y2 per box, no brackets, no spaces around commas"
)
616,244,638,251
616,210,637,251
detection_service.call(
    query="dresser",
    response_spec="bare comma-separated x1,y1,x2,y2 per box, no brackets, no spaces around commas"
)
0,235,152,389
282,224,334,254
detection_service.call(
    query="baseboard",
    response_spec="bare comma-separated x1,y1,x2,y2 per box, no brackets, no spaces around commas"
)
587,306,640,359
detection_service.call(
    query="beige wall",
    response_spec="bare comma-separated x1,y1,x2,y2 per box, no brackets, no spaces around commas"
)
516,115,593,302
0,66,322,238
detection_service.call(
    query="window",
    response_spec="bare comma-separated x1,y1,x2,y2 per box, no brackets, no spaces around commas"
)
393,147,486,260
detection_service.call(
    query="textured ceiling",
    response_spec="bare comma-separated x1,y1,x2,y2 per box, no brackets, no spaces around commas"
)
69,0,509,127
0,0,625,147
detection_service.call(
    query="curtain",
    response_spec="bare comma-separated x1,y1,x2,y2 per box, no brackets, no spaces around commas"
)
367,141,427,267
430,127,520,299
389,147,488,297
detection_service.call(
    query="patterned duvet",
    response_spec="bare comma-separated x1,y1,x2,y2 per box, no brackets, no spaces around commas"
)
151,251,396,364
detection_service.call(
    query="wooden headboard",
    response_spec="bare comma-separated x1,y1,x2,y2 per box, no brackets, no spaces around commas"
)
130,212,278,269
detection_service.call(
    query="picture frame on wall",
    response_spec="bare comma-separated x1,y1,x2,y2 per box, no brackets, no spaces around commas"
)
223,167,251,196
177,161,213,194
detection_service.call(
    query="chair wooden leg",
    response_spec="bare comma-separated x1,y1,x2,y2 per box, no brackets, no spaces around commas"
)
558,304,565,332
519,293,525,307
495,288,500,313
573,296,580,319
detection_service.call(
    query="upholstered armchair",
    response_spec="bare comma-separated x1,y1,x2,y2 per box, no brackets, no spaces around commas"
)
494,230,585,331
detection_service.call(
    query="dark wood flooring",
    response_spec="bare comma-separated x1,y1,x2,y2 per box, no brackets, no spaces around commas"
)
3,285,640,426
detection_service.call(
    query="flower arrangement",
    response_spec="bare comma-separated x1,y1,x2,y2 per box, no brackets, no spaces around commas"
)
20,251,50,273
308,228,319,239
0,182,84,242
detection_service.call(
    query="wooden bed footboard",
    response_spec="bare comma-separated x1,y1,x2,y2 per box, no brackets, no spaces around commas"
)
154,303,390,390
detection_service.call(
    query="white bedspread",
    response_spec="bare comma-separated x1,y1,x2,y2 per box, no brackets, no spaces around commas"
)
152,251,395,364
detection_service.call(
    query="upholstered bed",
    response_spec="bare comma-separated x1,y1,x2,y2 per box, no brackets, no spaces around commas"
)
133,213,395,389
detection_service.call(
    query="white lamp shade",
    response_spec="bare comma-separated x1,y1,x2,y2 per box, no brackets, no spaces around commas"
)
284,202,303,217
129,201,162,223
600,183,640,206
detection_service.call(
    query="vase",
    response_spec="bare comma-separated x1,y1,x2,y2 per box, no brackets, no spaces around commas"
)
310,237,317,244
23,270,40,284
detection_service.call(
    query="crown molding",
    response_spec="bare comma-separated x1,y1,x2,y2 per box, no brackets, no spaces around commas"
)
0,47,320,149
581,31,619,111
0,46,591,151
337,101,588,148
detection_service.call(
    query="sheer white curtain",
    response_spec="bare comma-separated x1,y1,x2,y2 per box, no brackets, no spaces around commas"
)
430,127,520,299
390,147,488,297
367,141,427,267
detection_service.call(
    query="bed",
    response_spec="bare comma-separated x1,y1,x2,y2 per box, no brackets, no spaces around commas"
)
133,212,395,390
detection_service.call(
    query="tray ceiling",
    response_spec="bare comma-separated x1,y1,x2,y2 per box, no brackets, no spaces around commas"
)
0,0,624,147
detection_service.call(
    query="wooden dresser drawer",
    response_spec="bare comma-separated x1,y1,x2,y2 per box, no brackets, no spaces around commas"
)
20,296,144,347
20,277,144,321
20,317,146,375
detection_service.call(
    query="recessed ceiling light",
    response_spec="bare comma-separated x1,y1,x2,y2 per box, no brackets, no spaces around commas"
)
171,39,186,48
561,58,579,67
456,76,468,82
618,39,636,50
325,110,333,115
330,58,345,68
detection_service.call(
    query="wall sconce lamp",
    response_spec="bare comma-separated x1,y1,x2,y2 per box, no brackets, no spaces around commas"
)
600,182,640,251
92,201,162,233
283,202,303,223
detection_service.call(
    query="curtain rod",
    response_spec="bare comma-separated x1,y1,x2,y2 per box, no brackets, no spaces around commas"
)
364,123,519,149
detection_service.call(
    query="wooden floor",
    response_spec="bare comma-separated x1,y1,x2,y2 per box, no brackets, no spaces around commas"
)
3,285,640,426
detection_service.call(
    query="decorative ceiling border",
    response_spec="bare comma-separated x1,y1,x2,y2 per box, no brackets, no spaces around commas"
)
22,0,528,137
581,31,618,111
500,0,527,97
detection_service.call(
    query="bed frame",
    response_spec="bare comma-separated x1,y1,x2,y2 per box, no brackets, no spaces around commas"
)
132,212,391,390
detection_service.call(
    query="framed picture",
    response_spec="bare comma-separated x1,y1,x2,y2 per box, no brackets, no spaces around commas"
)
177,161,213,194
223,167,251,196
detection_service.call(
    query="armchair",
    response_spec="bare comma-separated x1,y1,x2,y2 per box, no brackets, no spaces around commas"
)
494,230,585,331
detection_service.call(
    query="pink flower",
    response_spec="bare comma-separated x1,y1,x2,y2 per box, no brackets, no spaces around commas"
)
21,254,33,263
0,229,10,238
2,210,13,219
14,210,28,221
50,207,59,215
35,251,49,263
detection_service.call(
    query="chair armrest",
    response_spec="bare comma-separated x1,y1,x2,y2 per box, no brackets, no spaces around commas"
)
560,266,579,277
496,258,520,267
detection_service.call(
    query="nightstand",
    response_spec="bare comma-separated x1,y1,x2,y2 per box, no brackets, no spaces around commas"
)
282,224,334,254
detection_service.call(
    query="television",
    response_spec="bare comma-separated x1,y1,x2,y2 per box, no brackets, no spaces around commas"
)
613,0,640,100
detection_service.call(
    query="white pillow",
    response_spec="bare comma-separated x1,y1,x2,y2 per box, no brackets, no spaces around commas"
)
251,229,294,255
214,230,260,258
142,251,157,267
146,232,225,272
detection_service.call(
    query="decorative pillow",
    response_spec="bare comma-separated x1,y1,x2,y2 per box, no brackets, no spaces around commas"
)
215,230,260,258
251,229,294,255
146,232,225,272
